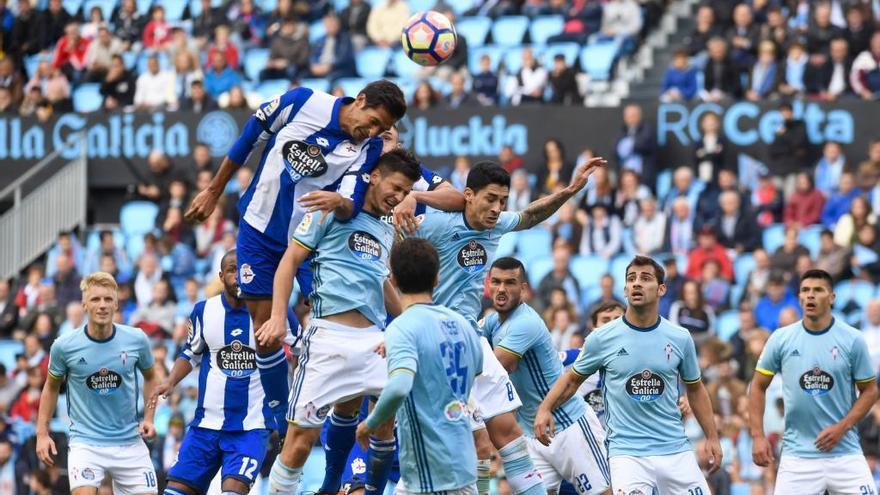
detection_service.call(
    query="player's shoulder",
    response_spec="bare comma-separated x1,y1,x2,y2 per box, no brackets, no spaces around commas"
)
770,321,802,340
510,304,546,331
115,324,151,344
589,317,624,340
831,317,862,338
51,326,83,350
658,317,696,341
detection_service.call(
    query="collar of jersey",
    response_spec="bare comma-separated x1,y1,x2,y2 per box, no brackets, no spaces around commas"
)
83,324,117,343
622,315,661,332
329,96,355,136
801,317,835,336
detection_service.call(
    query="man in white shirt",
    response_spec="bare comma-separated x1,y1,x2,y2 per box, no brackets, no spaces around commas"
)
134,54,177,110
508,47,547,105
861,299,880,370
633,197,666,254
84,26,124,82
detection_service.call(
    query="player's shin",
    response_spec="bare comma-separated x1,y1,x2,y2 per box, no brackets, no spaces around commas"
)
498,437,545,495
320,411,361,494
476,458,492,495
257,347,290,434
268,459,303,495
365,436,396,495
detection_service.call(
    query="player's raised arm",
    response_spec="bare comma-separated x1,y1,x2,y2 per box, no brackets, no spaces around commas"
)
514,157,606,231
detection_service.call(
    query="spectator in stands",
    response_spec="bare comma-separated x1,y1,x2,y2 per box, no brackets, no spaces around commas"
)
131,279,176,338
339,0,371,50
227,0,266,48
79,5,103,40
770,102,811,178
0,280,15,337
660,48,698,102
202,51,242,99
551,202,582,252
692,113,729,186
83,26,123,83
851,31,880,100
138,150,183,207
410,80,441,110
207,24,240,71
580,165,616,212
507,169,532,212
309,13,355,82
670,279,715,345
0,87,13,114
366,0,409,47
134,54,176,110
600,0,642,54
726,3,759,71
436,10,468,77
807,2,842,55
662,166,703,216
777,41,809,97
194,208,232,259
814,141,848,195
743,248,771,304
51,253,81,309
84,230,131,280
784,172,826,227
843,6,873,59
536,243,580,313
38,0,71,51
221,85,251,109
0,363,21,412
450,155,470,191
664,197,695,256
771,225,809,275
190,0,225,45
615,169,651,226
24,60,67,111
10,367,43,422
134,253,163,306
754,271,800,330
685,5,721,56
852,223,880,281
656,257,683,318
0,58,23,107
701,37,742,101
862,300,880,369
508,47,547,106
10,0,39,58
632,197,666,254
499,145,524,173
179,79,216,114
695,168,742,229
99,54,135,109
549,307,581,351
172,50,203,101
260,19,309,82
616,104,657,186
816,229,850,280
758,6,791,50
549,54,580,105
745,40,780,101
472,53,499,106
711,190,761,253
57,301,84,338
834,195,875,248
444,72,473,109
143,5,172,51
822,172,860,227
109,0,143,48
536,138,573,194
858,139,880,192
687,225,734,280
191,143,213,174
805,37,853,100
578,203,622,259
222,167,253,225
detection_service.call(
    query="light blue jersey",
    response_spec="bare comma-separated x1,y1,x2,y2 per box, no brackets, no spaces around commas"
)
385,303,483,492
414,210,521,326
571,317,701,457
756,318,876,457
483,303,586,437
292,209,395,327
48,324,155,445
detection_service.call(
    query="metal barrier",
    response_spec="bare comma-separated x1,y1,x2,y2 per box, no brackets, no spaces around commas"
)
0,134,87,279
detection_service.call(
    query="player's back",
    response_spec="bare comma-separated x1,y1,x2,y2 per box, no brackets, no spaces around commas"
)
482,303,585,436
387,303,482,492
48,324,153,445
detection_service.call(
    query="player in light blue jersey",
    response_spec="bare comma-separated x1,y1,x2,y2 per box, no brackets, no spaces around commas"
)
750,269,879,494
185,81,407,435
260,149,421,495
356,238,482,495
413,158,604,495
483,257,610,495
36,272,159,495
536,255,722,494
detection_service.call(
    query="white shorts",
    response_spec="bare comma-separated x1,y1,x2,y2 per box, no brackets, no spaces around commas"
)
287,319,387,428
526,411,610,495
609,451,709,495
776,454,874,495
68,441,157,495
396,479,478,495
468,336,522,430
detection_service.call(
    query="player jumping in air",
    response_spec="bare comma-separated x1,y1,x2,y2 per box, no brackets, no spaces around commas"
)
185,81,407,433
536,255,722,494
36,272,159,495
259,149,421,495
483,257,610,494
356,238,483,495
150,249,297,495
750,269,879,494
412,158,604,495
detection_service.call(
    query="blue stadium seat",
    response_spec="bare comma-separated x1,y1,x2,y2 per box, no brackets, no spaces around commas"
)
385,77,417,101
572,255,610,290
163,0,187,20
73,83,103,113
24,54,43,78
846,280,875,309
541,42,579,71
656,169,672,201
82,0,114,21
762,223,786,254
261,0,279,11
516,228,552,263
467,45,503,75
126,235,146,264
309,20,327,44
799,224,823,258
333,0,350,10
391,50,422,79
408,0,434,13
733,253,754,286
491,16,529,46
138,0,155,15
455,17,492,47
0,341,23,370
529,15,564,45
335,77,369,97
62,0,82,16
256,79,292,99
447,0,474,15
579,41,618,80
716,310,739,341
122,51,138,70
608,254,629,293
497,232,517,257
729,283,745,308
120,201,160,238
528,256,554,287
355,47,391,79
244,48,271,81
298,78,331,93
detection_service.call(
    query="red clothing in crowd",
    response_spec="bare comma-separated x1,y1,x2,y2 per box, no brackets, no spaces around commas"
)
10,389,41,422
206,43,240,70
687,243,734,280
783,188,826,227
143,19,172,49
52,36,90,70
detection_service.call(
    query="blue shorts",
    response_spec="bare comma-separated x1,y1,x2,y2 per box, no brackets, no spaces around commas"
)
237,221,315,298
167,427,270,494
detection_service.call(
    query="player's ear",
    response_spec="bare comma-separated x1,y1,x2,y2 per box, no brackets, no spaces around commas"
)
657,282,667,298
463,187,474,202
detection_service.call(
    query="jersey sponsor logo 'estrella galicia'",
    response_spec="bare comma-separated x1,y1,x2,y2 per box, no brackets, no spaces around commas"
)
457,240,487,273
86,367,122,396
799,366,834,396
348,231,382,261
625,369,665,402
216,340,257,378
281,140,328,182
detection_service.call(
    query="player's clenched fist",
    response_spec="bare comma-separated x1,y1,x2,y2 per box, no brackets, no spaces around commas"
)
533,407,555,446
36,432,57,466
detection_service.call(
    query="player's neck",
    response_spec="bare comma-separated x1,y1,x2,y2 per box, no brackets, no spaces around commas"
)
223,290,244,309
86,321,114,341
463,208,487,231
624,306,659,329
803,313,834,333
398,292,433,311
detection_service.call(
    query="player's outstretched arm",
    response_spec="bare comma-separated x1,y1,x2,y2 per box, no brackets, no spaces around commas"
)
815,378,879,452
748,371,774,467
356,369,414,449
36,374,63,466
514,157,606,231
256,241,310,347
684,379,722,474
394,182,465,234
186,156,241,223
139,367,158,439
534,370,587,446
150,358,194,409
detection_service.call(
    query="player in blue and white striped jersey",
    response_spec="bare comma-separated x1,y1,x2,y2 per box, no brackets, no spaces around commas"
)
184,81,407,435
151,250,297,495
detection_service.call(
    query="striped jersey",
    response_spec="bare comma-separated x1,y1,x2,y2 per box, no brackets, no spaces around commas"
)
179,294,295,431
228,88,383,245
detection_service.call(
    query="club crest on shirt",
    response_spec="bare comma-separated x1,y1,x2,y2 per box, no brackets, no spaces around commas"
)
799,367,834,395
457,240,487,273
281,140,328,181
119,351,127,366
348,231,382,261
240,263,255,284
831,346,839,361
625,369,664,402
86,367,122,396
217,340,257,378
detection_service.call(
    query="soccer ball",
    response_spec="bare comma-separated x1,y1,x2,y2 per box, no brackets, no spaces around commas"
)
401,11,457,66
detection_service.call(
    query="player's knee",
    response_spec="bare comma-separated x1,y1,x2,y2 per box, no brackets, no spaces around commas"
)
279,426,318,466
164,481,198,495
334,397,364,418
220,477,250,495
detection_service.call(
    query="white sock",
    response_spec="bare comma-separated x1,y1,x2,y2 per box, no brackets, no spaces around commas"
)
477,458,492,495
268,459,302,495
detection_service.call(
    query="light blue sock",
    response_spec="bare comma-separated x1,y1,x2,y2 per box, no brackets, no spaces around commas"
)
498,437,545,495
268,459,302,495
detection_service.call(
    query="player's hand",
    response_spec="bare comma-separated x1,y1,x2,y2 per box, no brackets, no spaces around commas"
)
36,433,57,467
751,435,774,467
565,157,607,195
299,191,343,215
703,436,722,474
815,422,847,452
678,396,691,416
139,421,157,440
356,421,372,450
393,194,419,234
185,188,220,223
374,341,386,358
150,380,173,409
533,407,555,446
256,316,288,348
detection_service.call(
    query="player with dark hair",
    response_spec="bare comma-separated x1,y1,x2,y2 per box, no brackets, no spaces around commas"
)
590,301,625,328
536,255,721,493
750,269,879,493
